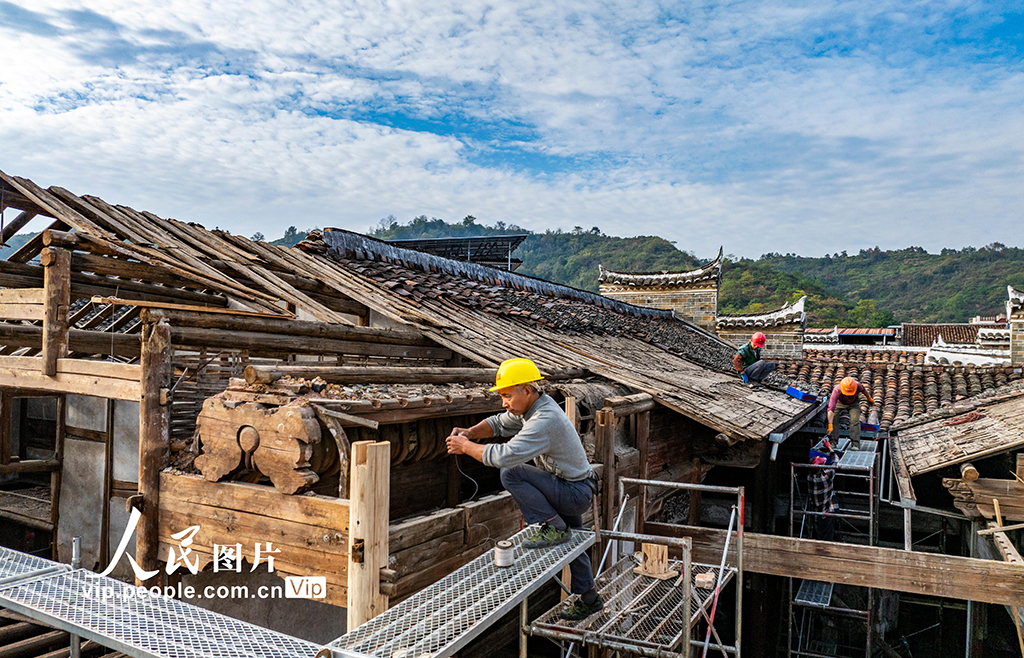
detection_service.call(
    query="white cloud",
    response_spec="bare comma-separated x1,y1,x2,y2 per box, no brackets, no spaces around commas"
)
0,0,1021,259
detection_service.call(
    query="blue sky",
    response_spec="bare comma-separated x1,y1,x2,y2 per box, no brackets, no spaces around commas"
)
0,1,1021,260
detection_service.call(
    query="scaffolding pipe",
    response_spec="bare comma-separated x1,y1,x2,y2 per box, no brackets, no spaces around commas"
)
529,625,693,658
566,494,628,658
71,537,81,658
702,505,737,658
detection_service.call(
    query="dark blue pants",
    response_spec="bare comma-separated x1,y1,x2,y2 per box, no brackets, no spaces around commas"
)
744,359,776,382
500,464,596,594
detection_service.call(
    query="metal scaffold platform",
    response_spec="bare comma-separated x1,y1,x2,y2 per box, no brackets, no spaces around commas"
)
324,525,595,658
1,527,595,658
0,546,321,658
531,557,736,658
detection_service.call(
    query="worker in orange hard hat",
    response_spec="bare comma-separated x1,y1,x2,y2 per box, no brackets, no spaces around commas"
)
732,331,776,387
828,376,875,451
446,358,603,621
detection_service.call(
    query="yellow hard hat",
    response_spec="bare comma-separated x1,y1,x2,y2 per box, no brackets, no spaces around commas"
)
490,358,544,392
839,377,858,396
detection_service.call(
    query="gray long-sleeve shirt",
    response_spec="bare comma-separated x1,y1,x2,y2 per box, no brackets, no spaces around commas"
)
483,393,593,481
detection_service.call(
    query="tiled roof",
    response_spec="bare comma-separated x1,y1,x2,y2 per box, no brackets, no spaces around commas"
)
717,296,806,329
901,323,979,347
804,327,897,336
314,230,817,441
598,248,723,289
776,348,1023,431
977,326,1010,343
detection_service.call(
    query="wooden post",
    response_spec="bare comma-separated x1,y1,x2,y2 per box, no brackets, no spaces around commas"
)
41,247,70,376
635,410,650,534
51,395,65,559
1016,454,1024,482
0,391,10,466
136,321,171,586
348,441,390,629
633,543,677,579
904,507,912,551
564,396,578,433
599,409,616,534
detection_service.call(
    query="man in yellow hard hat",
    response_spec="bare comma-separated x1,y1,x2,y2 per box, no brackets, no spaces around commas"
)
828,376,874,451
446,358,602,621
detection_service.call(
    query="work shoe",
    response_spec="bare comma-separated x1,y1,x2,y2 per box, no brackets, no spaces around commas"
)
522,523,571,549
560,595,604,621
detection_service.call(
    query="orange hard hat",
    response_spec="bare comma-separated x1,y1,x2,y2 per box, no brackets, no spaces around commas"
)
840,377,858,396
751,332,766,348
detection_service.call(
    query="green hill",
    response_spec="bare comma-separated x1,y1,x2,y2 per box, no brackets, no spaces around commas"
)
760,245,1024,324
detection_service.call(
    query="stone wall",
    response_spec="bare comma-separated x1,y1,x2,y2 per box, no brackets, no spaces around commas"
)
719,323,805,360
1012,317,1024,367
599,285,718,332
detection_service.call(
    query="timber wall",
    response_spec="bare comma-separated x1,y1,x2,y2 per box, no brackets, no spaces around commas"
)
158,473,350,607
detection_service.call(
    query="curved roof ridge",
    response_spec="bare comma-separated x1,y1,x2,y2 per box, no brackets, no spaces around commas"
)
717,295,807,329
1008,285,1024,315
598,247,723,287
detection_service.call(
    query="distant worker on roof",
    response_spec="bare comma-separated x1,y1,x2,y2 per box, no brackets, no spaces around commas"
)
446,358,603,621
732,332,776,386
828,376,875,451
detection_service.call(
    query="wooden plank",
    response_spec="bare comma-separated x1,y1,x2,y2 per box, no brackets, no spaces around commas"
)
157,504,348,572
0,357,141,400
159,472,349,529
646,522,1024,607
90,296,293,319
136,320,170,586
0,304,44,321
0,289,45,304
0,174,113,237
41,247,71,376
388,507,465,553
348,441,391,628
888,432,918,505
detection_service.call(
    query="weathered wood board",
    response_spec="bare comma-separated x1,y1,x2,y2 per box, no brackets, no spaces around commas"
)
157,473,350,607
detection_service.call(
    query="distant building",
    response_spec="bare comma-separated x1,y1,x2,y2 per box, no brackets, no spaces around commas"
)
717,296,807,359
1009,285,1024,366
385,234,529,271
597,248,722,332
805,327,897,346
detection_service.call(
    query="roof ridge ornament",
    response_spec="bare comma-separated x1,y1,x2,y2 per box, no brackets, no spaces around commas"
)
598,247,723,288
717,295,807,329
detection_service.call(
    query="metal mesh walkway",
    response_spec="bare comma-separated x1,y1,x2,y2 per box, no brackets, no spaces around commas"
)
326,526,594,658
0,552,323,658
530,556,736,656
0,546,68,581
